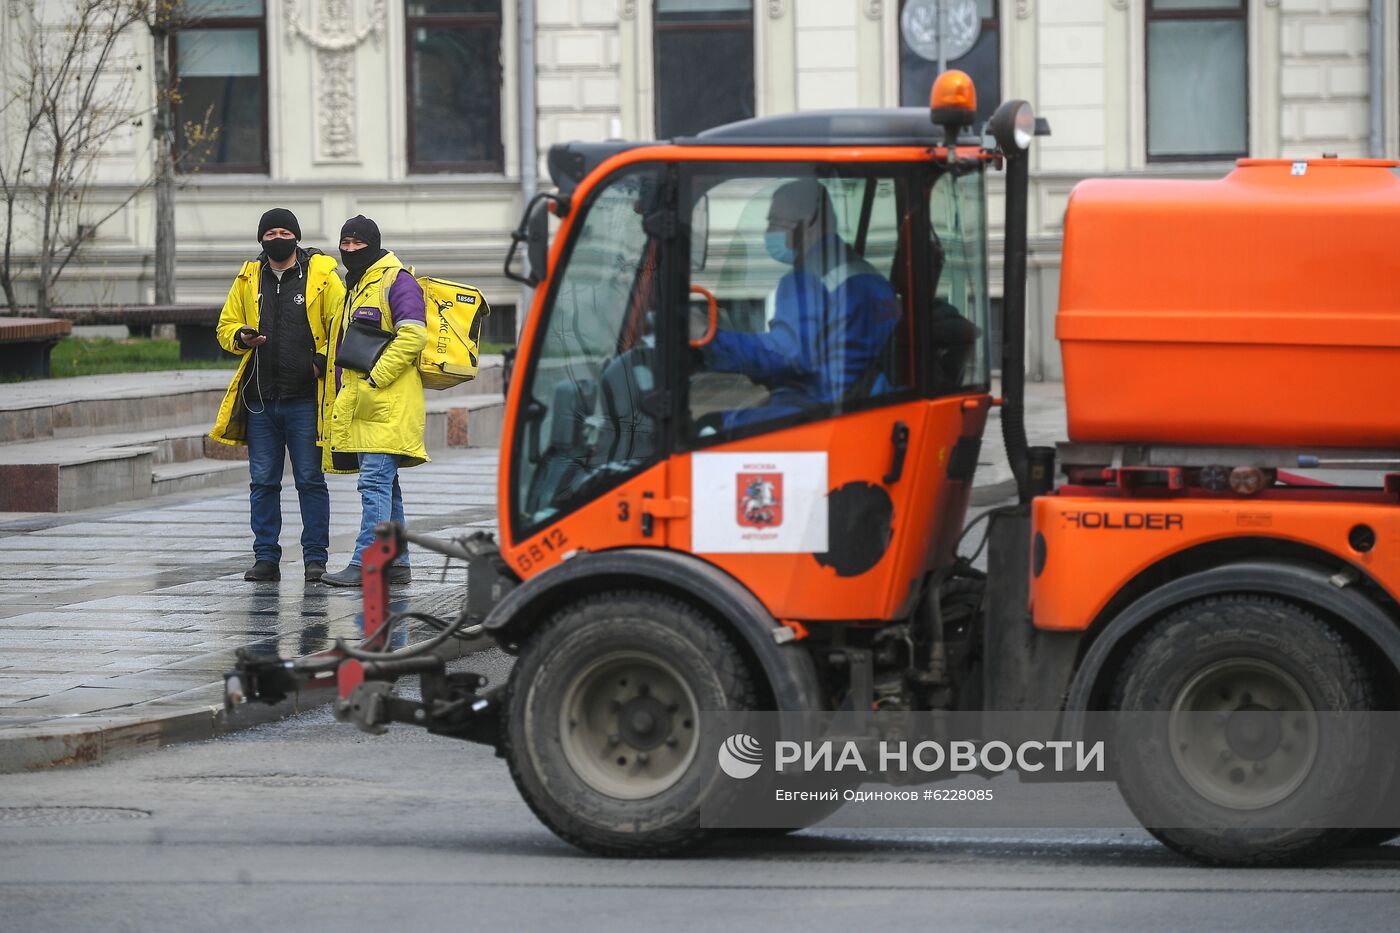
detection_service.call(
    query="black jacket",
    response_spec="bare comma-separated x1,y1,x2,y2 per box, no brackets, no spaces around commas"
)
245,248,319,401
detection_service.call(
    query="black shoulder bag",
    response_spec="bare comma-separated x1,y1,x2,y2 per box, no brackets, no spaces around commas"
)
337,318,394,374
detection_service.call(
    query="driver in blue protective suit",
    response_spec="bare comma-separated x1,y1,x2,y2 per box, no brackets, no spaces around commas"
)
702,178,901,431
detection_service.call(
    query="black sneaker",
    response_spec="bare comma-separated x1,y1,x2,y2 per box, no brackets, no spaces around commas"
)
304,561,327,583
244,560,280,582
388,565,411,585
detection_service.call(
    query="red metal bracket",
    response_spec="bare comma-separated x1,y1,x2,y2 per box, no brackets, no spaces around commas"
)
337,659,365,700
361,522,404,651
1104,466,1185,492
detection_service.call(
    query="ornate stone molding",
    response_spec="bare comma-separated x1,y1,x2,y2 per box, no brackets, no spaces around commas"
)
286,0,386,53
767,0,785,19
863,0,883,21
1109,0,1129,11
285,1,386,164
1016,0,1033,19
620,0,638,19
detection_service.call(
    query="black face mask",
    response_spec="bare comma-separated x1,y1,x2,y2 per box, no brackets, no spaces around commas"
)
340,246,376,274
262,237,297,262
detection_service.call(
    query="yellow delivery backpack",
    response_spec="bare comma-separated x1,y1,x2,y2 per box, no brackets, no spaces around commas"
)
416,276,490,390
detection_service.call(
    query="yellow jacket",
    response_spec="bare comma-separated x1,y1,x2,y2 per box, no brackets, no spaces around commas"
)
209,251,344,446
320,250,429,472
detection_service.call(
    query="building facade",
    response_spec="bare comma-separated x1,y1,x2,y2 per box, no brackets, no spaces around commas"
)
3,0,1395,372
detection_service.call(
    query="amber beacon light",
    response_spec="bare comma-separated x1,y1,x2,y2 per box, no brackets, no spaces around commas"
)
930,69,977,132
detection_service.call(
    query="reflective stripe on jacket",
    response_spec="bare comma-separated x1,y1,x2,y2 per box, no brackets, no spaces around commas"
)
208,252,344,446
319,250,429,472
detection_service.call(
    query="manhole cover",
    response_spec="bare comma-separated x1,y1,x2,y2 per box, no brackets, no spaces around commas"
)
160,773,363,788
0,807,151,827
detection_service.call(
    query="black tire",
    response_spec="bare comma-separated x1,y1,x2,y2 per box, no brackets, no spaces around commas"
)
1110,595,1383,867
502,590,757,857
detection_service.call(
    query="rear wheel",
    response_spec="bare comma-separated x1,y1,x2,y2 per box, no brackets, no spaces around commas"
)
1111,595,1384,866
502,590,757,856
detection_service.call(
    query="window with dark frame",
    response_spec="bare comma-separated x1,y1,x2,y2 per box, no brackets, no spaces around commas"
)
898,0,1000,129
171,0,268,174
406,1,504,173
1146,0,1248,161
654,0,755,139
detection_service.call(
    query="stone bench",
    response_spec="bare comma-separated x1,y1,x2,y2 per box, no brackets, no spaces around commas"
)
12,305,227,361
0,317,73,379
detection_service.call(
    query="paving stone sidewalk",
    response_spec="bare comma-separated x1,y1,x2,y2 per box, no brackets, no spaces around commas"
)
0,380,1070,772
0,449,501,771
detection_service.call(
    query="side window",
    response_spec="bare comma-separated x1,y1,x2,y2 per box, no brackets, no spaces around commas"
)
513,167,665,535
684,169,912,442
928,168,989,392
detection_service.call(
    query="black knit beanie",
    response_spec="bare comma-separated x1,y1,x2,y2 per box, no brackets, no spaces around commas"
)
256,207,301,242
339,215,381,253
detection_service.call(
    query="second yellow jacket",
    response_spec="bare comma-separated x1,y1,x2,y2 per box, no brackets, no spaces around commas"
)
320,250,430,472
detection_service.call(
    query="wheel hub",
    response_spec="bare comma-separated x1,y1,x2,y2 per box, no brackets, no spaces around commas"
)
559,652,700,800
1223,705,1283,760
619,695,672,751
1168,658,1318,810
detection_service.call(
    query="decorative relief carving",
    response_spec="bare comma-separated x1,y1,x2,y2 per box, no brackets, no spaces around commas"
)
767,0,785,18
287,0,386,53
863,0,883,20
1016,0,1032,19
621,0,637,19
286,1,387,163
1109,0,1129,10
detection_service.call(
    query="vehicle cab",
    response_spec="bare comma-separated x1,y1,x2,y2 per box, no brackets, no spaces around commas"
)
498,104,1019,630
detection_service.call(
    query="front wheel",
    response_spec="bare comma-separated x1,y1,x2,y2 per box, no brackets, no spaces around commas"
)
1111,595,1387,866
502,590,757,856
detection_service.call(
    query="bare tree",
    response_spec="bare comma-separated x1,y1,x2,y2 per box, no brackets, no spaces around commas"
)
0,0,147,314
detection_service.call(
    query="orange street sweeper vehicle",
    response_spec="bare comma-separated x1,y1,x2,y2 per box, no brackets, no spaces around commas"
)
227,72,1400,866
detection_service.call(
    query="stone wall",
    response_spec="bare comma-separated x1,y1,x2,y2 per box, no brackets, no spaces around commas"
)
1280,0,1375,158
536,0,623,161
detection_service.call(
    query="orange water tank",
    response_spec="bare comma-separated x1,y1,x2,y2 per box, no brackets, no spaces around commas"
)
1058,158,1400,449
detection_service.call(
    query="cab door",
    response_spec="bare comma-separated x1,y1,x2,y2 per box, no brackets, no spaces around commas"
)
666,159,991,623
504,162,683,576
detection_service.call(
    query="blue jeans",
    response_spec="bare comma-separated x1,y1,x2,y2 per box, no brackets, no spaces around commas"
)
352,452,409,567
247,397,329,564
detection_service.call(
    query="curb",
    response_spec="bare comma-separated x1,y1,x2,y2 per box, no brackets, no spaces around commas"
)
0,636,489,775
971,477,1018,505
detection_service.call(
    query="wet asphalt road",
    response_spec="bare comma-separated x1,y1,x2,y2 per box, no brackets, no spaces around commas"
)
2,648,1398,933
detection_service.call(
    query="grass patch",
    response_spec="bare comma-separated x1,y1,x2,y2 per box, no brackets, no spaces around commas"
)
48,337,238,378
18,336,514,381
